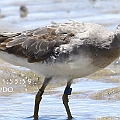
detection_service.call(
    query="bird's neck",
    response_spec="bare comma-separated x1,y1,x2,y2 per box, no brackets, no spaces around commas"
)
110,34,120,60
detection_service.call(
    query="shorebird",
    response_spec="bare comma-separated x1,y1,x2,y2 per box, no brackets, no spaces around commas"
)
0,9,5,18
0,21,120,120
19,5,28,18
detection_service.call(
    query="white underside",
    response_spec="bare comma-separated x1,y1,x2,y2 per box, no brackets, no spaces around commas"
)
0,51,101,81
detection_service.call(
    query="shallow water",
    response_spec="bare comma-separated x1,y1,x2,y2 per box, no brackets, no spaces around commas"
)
0,0,120,120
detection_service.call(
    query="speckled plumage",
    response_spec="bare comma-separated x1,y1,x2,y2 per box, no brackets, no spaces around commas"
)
0,21,120,79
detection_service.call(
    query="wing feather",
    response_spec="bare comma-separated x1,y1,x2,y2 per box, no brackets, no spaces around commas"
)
0,22,74,63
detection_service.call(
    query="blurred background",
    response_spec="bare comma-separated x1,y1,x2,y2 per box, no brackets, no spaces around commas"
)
0,0,120,120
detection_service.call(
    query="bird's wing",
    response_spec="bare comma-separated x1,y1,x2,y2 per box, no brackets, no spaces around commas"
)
0,22,76,63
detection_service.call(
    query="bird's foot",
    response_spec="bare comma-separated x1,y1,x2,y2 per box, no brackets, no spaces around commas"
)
26,115,38,120
67,116,73,120
33,114,39,120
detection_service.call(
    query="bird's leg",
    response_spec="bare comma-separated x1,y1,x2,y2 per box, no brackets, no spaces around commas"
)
34,77,51,120
62,80,73,120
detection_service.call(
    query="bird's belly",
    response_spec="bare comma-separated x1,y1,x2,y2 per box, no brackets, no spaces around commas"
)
29,55,101,79
0,51,101,80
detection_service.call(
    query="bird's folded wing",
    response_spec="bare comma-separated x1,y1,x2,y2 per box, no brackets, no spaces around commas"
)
0,22,75,63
